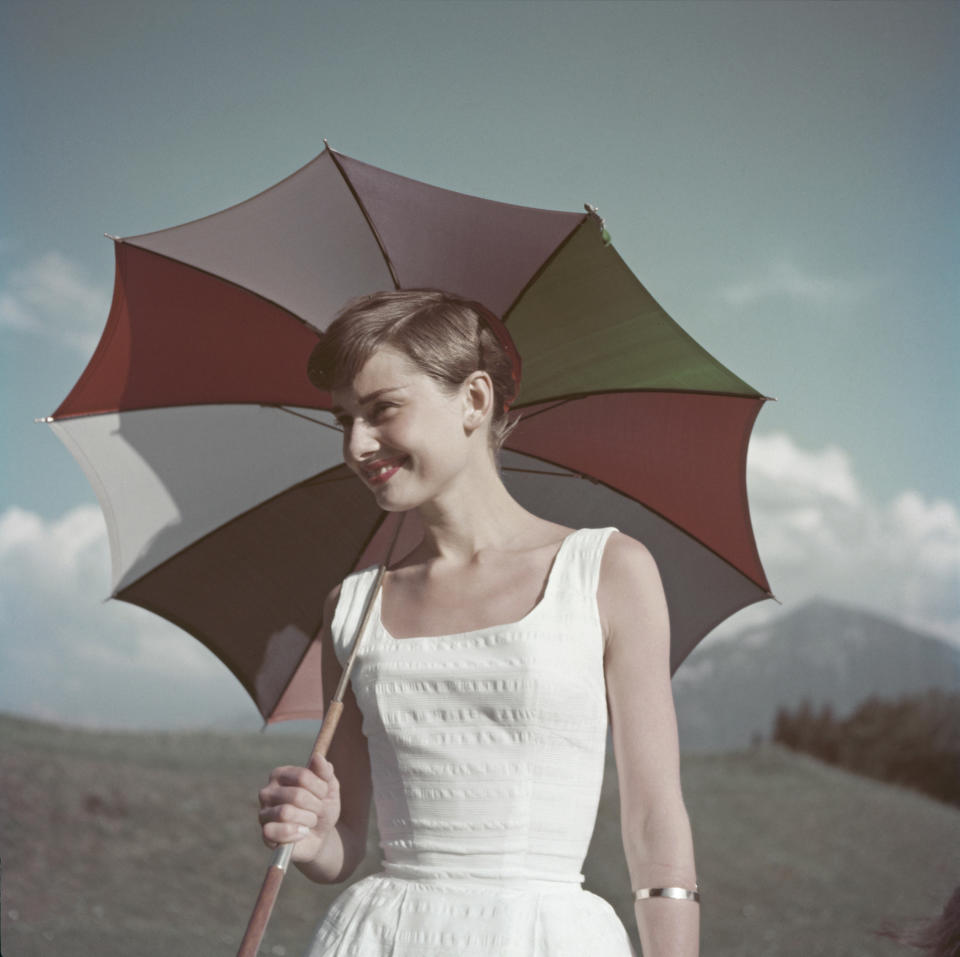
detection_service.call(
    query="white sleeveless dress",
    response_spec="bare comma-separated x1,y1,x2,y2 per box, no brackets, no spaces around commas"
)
305,527,636,956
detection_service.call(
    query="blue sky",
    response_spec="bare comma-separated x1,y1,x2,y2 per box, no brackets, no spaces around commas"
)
1,1,957,728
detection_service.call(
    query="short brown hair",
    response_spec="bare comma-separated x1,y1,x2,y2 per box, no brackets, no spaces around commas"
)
307,289,520,450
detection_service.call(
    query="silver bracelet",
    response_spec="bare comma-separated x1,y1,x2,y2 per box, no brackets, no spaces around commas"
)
634,883,700,903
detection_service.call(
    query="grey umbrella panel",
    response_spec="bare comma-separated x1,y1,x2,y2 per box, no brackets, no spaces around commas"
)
50,404,346,594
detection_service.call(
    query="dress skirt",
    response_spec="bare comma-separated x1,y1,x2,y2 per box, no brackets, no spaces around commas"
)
305,869,636,957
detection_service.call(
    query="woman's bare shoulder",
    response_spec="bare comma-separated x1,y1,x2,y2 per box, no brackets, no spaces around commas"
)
600,530,659,577
597,531,667,649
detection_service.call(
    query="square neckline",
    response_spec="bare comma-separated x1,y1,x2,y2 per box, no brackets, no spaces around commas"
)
376,527,585,642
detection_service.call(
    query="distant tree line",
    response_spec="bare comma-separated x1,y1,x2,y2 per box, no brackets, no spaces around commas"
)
771,689,960,808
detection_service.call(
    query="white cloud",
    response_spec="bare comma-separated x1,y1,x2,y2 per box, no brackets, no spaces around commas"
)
0,292,40,331
719,432,960,644
747,432,861,508
0,505,249,729
0,252,109,354
720,261,870,308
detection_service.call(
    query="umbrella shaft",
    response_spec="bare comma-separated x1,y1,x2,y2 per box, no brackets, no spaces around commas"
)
237,848,290,957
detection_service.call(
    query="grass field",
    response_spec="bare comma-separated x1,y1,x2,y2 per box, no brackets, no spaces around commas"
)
2,713,956,956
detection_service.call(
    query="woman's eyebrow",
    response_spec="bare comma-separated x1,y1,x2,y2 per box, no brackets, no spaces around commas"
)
331,386,405,415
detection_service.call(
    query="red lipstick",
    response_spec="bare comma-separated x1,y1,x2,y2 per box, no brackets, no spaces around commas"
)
362,457,407,486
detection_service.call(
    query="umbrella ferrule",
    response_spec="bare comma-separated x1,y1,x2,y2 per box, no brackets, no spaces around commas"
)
584,204,612,246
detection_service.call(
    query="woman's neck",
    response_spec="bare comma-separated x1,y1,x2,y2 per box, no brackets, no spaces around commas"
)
413,459,540,565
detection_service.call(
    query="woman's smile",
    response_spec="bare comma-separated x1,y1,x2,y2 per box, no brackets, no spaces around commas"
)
360,456,410,486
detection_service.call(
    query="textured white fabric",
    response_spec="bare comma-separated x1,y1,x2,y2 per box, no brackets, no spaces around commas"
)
306,527,636,956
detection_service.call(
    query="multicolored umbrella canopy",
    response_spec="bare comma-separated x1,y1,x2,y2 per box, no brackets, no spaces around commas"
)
48,145,773,723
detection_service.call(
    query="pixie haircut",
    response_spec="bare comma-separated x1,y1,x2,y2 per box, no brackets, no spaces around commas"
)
307,289,521,451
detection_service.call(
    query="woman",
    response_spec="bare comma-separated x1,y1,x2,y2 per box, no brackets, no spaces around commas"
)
258,289,700,956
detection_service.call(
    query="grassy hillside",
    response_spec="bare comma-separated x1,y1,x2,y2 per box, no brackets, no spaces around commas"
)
2,714,956,956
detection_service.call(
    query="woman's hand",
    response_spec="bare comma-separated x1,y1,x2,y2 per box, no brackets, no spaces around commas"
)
258,753,341,864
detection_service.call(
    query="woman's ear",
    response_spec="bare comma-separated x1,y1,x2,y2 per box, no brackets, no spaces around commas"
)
462,370,494,433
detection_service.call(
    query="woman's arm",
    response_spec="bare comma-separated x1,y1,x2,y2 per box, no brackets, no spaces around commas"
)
599,532,699,956
258,585,373,884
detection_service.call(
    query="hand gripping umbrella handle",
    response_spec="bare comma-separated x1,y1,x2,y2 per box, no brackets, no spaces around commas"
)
236,515,405,957
235,701,344,957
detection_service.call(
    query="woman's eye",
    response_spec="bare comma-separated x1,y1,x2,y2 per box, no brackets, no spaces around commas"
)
371,403,395,420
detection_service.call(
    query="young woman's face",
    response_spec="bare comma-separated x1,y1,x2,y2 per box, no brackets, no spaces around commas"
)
331,346,480,511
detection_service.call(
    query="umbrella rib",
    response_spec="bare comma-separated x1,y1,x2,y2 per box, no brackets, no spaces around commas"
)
501,217,588,323
275,405,342,432
501,466,578,478
510,398,573,425
109,460,362,601
508,391,771,434
512,388,776,409
306,472,361,485
327,148,400,289
49,402,343,425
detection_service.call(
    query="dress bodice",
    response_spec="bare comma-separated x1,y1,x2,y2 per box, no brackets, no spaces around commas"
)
329,526,617,886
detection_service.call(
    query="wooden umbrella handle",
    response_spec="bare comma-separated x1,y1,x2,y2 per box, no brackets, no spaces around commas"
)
310,699,344,761
236,860,285,957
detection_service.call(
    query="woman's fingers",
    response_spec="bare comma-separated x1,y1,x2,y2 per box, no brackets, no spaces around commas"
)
261,818,315,847
259,762,338,808
259,783,325,814
258,800,319,830
269,763,331,795
258,758,342,853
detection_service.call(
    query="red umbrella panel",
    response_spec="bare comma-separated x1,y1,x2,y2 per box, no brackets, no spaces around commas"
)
48,145,773,724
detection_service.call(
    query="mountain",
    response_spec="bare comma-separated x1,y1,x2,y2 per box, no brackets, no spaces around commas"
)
672,597,960,751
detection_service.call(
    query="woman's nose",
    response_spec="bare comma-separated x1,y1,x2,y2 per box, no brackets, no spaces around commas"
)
346,419,379,463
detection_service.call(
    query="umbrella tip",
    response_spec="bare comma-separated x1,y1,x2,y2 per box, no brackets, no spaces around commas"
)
35,415,55,423
104,233,123,243
584,204,612,247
